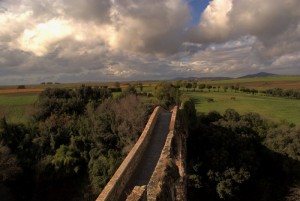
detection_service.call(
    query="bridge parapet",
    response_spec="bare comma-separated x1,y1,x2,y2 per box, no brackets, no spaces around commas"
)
96,106,166,201
145,106,186,201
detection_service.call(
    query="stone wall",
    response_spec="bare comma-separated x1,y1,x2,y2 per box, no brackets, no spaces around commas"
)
126,186,147,201
96,106,166,201
146,106,187,201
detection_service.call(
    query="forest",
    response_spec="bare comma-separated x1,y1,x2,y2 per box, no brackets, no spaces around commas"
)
0,85,157,200
1,82,300,201
187,107,300,201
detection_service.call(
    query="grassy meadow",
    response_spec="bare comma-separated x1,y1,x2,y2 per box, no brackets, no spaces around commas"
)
197,75,300,90
0,76,299,124
0,93,38,123
184,91,300,124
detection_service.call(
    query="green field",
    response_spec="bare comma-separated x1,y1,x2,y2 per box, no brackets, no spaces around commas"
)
184,91,300,124
194,75,300,90
1,77,299,125
200,75,300,84
0,93,38,123
0,85,155,123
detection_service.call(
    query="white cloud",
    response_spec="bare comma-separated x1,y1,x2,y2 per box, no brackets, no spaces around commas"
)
16,19,74,56
0,0,300,84
272,52,300,67
106,0,191,55
185,0,300,76
188,0,232,43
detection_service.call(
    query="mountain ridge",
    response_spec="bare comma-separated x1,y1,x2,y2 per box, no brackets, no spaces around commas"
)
238,72,277,78
170,72,278,81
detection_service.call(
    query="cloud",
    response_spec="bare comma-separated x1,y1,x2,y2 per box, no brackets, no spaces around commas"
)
0,0,194,84
106,0,191,55
229,0,300,38
1,0,191,57
190,0,300,57
171,36,267,77
0,0,300,84
60,0,112,24
188,0,232,43
185,0,300,76
191,0,300,42
16,19,74,56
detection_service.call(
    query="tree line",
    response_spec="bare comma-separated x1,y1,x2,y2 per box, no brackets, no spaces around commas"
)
175,80,300,99
261,88,300,99
0,85,156,201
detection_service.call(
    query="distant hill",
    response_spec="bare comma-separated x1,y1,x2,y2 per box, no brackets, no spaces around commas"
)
171,76,232,81
238,72,277,79
170,72,278,81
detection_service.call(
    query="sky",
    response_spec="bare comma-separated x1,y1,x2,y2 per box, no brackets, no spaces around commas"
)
1,0,300,84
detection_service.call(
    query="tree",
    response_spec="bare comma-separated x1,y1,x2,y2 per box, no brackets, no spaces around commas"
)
230,85,235,92
137,82,143,92
173,80,182,89
234,84,240,92
223,86,228,92
114,82,120,88
0,118,28,153
207,85,212,92
186,82,193,91
88,149,121,193
180,97,197,131
213,168,250,199
264,125,300,161
224,108,240,121
0,144,21,181
187,109,266,200
198,83,206,91
192,82,197,91
35,87,112,120
286,185,300,201
251,89,258,95
122,85,137,95
154,82,179,107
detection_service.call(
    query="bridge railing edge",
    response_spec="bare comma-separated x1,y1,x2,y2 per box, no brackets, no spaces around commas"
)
96,106,165,201
147,106,178,200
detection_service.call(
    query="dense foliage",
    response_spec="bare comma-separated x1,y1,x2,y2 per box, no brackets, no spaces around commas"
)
154,82,180,107
187,106,300,201
0,86,155,201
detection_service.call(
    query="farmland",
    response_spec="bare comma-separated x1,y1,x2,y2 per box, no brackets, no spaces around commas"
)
0,93,38,123
175,75,300,124
195,75,300,90
0,76,299,124
184,91,300,124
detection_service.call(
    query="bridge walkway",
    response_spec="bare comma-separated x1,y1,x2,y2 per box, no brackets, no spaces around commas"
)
119,112,172,200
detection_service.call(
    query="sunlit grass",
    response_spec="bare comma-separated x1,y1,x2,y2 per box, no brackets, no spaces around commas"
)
192,75,300,90
0,93,38,123
184,91,300,124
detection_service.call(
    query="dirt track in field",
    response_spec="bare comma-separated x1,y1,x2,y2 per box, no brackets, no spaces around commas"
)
0,88,44,94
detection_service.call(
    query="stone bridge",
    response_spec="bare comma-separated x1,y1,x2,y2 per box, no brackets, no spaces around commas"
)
96,106,186,201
